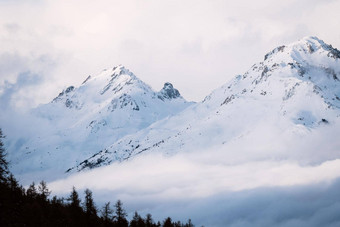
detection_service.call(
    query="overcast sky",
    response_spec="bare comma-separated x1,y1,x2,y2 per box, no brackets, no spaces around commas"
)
1,0,340,110
2,2,340,225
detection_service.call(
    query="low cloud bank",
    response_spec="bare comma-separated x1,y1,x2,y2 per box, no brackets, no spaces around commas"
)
48,152,340,226
157,179,340,227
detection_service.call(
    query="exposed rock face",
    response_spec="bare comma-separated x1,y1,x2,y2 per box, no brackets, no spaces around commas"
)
6,36,340,182
9,65,193,181
69,36,340,172
158,82,181,100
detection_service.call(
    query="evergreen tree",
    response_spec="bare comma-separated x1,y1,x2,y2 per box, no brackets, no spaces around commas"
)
101,202,114,225
145,213,154,227
26,182,38,199
51,195,64,206
162,217,173,227
184,219,194,227
130,211,139,227
67,186,85,226
8,174,20,192
114,199,128,227
0,128,9,183
68,186,81,208
84,188,97,216
38,180,51,201
174,221,181,227
130,211,145,227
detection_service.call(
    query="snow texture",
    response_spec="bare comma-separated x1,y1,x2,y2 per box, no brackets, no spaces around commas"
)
4,36,340,184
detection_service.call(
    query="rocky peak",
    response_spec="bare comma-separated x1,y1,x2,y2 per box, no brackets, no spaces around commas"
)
158,82,181,100
264,36,340,62
290,36,340,57
98,65,150,96
110,65,136,79
52,86,75,102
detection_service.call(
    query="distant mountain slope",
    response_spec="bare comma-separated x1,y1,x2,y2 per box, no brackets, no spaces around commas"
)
7,65,193,180
72,36,340,172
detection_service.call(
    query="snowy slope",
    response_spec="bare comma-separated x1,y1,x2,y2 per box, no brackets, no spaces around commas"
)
7,65,193,180
72,36,340,171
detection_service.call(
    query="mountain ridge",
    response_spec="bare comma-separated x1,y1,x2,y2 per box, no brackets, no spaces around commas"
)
7,65,193,182
69,36,340,172
5,36,340,182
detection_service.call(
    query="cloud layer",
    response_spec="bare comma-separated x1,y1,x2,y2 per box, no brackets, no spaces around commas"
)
44,117,340,226
2,1,340,226
47,151,340,226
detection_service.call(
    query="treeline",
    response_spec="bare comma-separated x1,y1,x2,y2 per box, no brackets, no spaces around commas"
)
0,128,195,227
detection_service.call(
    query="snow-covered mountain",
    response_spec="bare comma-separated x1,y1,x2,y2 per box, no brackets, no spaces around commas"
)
7,65,193,180
6,36,340,182
70,36,340,171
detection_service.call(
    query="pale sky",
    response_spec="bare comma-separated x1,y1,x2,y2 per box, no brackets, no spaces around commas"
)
1,0,340,110
1,2,340,225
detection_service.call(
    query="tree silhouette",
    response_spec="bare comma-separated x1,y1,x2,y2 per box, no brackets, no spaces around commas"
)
101,201,114,225
145,213,154,227
185,219,194,227
26,182,38,199
84,188,97,216
114,199,128,227
68,186,81,208
0,128,195,227
163,217,173,227
130,211,146,227
38,180,51,200
0,128,9,183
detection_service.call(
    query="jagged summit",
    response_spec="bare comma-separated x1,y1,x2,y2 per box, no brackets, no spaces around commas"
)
202,36,340,126
70,36,340,172
8,37,340,180
158,82,181,100
50,65,188,112
264,36,340,62
91,65,137,80
52,65,145,106
21,65,193,179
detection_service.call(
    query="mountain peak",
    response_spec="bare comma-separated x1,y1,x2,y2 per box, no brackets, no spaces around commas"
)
293,36,329,53
99,64,138,81
158,82,181,100
299,36,323,44
264,36,340,62
112,64,133,77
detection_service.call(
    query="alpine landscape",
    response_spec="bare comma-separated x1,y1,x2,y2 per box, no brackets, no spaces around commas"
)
1,1,340,227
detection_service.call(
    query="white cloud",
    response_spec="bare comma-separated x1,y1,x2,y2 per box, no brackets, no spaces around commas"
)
1,0,340,109
49,153,340,197
46,151,340,226
2,1,340,225
42,117,340,226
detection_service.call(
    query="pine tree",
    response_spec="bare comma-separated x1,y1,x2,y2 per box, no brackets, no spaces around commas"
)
0,128,9,183
38,180,51,201
101,202,113,225
26,182,38,199
185,219,194,227
114,199,128,227
162,217,173,227
84,188,97,216
130,211,145,227
130,211,139,227
8,174,19,192
67,186,84,226
174,221,181,227
145,213,154,227
68,186,81,208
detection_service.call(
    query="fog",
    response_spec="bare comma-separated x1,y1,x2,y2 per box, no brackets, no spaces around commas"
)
48,148,340,226
2,1,340,226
